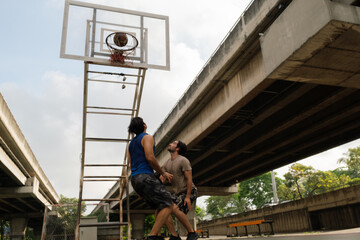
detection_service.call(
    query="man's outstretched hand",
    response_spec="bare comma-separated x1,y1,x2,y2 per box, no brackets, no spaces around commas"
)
184,196,191,211
161,171,173,183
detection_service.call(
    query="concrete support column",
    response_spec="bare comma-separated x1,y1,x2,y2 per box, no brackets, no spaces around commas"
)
33,227,42,240
176,200,197,236
188,199,197,231
131,213,146,240
10,218,28,240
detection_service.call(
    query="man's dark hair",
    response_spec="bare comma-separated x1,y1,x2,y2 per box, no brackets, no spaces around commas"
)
128,117,145,135
176,140,187,155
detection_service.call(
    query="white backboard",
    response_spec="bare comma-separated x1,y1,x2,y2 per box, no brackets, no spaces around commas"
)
61,0,170,70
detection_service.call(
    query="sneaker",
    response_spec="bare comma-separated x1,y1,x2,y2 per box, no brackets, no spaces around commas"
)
186,232,199,240
169,234,181,240
146,235,164,240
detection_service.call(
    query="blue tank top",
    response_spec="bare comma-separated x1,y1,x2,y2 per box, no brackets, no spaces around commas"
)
129,132,155,177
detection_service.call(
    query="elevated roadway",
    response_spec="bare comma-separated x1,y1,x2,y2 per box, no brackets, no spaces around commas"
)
0,93,59,237
100,0,360,217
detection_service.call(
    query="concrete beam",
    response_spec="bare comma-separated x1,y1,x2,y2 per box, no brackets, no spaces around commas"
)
16,198,37,211
0,212,43,219
0,146,27,185
0,177,50,206
261,0,360,88
0,186,37,199
197,185,238,196
0,199,24,212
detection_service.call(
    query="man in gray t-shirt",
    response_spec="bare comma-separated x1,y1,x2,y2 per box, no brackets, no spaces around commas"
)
158,140,199,240
162,155,196,197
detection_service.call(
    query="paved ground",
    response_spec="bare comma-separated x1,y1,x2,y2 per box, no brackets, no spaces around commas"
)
202,227,360,240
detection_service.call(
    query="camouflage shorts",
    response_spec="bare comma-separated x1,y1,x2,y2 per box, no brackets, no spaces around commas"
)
131,173,172,210
171,188,198,214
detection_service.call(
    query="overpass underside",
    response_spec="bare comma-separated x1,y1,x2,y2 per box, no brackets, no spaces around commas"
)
153,0,360,189
191,79,360,186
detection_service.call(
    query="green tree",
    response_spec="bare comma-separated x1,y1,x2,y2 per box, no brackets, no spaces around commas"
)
0,220,9,240
144,214,155,235
282,163,314,199
307,171,350,195
205,194,246,218
277,163,353,201
338,146,360,178
277,183,298,201
25,227,36,240
144,214,168,236
57,195,87,233
205,172,282,218
195,206,206,222
238,172,279,209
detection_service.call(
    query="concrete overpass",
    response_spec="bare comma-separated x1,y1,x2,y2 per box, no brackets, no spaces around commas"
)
133,0,360,203
0,93,59,238
98,0,360,232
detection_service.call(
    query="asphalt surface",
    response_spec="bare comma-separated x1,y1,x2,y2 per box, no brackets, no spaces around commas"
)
202,227,360,240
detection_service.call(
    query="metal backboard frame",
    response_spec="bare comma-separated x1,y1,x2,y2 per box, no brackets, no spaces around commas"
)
61,0,170,70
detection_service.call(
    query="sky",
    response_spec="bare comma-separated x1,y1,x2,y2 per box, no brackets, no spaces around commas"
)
0,0,359,210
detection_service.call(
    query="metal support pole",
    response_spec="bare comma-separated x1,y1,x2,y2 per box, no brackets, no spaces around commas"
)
271,170,279,204
90,9,97,57
75,62,89,240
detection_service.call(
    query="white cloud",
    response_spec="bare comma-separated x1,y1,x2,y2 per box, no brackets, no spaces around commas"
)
1,71,83,197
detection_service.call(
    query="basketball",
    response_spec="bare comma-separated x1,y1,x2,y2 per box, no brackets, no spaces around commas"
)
113,32,128,47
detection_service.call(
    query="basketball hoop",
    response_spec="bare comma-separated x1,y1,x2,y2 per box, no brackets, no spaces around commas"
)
106,32,138,64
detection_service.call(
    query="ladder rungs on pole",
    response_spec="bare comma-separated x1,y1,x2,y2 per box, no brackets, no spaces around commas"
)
79,221,128,227
85,137,130,142
85,164,127,167
87,106,137,112
82,198,120,202
84,176,126,178
87,111,133,116
88,79,138,85
83,179,121,182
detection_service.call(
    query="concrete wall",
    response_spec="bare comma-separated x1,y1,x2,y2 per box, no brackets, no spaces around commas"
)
198,185,360,235
80,217,97,240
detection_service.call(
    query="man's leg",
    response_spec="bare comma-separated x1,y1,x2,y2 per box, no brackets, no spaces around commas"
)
131,174,174,238
149,206,172,236
164,215,179,237
171,203,194,233
155,209,178,237
154,203,194,235
171,189,199,240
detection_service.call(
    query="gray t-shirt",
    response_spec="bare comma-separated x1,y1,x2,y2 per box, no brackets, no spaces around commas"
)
162,155,196,194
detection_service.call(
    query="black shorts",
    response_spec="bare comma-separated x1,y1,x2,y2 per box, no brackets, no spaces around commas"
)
131,173,172,210
171,188,198,214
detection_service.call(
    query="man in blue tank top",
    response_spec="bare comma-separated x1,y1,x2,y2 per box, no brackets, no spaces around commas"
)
128,117,174,240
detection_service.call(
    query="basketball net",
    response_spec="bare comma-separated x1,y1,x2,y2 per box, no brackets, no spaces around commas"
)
110,50,126,64
106,32,138,64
